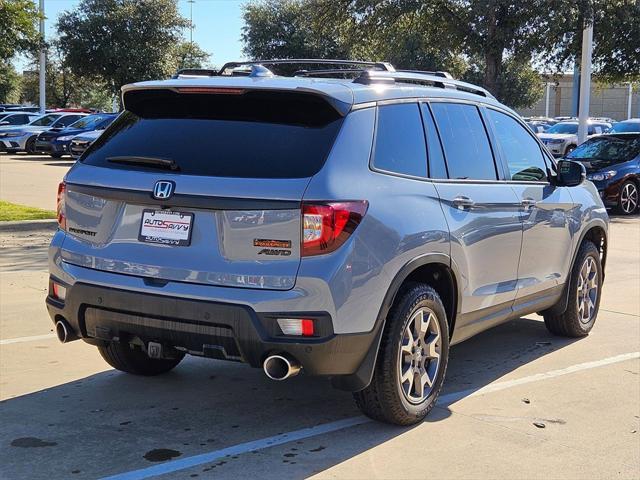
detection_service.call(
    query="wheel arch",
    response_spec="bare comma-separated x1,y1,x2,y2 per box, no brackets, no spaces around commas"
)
331,253,460,392
542,219,608,317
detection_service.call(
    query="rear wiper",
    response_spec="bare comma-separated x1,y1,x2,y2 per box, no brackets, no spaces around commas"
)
106,156,180,171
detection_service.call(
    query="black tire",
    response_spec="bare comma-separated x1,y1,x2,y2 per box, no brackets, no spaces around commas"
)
544,240,602,337
24,136,37,154
98,342,184,376
617,180,639,215
353,283,449,425
50,152,63,159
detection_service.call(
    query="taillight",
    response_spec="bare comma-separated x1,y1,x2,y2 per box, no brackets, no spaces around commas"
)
301,201,368,256
57,181,66,230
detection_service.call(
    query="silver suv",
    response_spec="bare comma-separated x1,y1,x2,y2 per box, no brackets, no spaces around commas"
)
46,60,609,425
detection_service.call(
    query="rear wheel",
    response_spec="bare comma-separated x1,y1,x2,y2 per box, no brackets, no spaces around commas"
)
98,342,184,376
354,283,449,425
544,240,602,337
50,152,63,159
618,180,638,215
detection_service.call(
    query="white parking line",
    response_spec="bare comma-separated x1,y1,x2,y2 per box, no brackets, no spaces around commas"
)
0,333,56,345
101,351,639,480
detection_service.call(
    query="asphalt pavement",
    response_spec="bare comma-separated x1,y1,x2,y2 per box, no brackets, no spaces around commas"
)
0,152,639,479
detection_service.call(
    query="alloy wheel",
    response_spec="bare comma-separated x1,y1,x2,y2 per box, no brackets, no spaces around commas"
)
620,182,638,214
398,307,441,404
577,256,598,324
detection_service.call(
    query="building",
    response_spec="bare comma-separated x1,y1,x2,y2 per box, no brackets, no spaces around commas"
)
517,74,639,121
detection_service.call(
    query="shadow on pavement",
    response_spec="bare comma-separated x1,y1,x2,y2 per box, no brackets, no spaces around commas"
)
0,316,578,479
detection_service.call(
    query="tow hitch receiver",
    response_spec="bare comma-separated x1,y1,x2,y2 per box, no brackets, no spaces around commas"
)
147,342,163,359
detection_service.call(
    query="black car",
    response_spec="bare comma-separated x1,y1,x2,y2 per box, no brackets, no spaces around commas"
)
35,113,117,158
567,133,640,214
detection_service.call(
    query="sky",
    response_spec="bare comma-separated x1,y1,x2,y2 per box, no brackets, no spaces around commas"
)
13,0,247,71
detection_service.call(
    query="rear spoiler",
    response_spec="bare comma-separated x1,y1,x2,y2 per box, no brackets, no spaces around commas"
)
121,80,354,117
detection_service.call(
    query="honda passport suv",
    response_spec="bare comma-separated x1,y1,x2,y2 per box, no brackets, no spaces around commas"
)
47,60,608,425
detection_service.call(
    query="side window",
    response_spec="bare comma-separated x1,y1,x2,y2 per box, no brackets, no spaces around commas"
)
58,115,80,127
487,109,548,182
8,115,24,125
372,103,427,178
420,104,448,179
430,102,497,180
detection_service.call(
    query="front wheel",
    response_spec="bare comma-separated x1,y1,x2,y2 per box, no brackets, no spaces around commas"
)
24,136,37,155
98,342,185,376
544,240,602,337
50,152,63,159
618,180,638,215
354,283,449,425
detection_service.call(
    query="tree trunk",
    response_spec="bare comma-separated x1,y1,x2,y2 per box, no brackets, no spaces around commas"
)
483,5,502,99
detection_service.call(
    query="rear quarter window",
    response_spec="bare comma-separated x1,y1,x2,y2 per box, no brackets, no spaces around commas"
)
371,103,427,178
81,90,344,179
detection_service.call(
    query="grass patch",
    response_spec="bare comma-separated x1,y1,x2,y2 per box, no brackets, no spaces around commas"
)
0,201,56,221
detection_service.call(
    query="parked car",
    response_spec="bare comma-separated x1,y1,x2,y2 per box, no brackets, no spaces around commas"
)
538,120,612,157
35,113,117,158
526,121,552,133
69,129,103,158
0,112,40,128
47,60,608,426
610,118,640,133
0,103,23,112
567,133,640,214
4,106,40,112
0,112,87,154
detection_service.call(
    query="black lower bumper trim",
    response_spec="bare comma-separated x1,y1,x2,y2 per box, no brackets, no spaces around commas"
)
45,282,376,378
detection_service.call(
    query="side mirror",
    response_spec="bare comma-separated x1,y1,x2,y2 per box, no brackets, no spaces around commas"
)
557,159,586,187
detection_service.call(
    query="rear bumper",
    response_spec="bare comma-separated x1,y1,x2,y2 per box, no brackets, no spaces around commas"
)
46,279,375,378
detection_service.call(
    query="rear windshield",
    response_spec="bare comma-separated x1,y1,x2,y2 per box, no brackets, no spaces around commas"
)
81,89,344,178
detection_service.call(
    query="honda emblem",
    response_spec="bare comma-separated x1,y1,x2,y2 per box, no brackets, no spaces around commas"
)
153,181,175,200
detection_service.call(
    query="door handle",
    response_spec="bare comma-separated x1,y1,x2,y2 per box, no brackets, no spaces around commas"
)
453,196,475,210
521,198,537,209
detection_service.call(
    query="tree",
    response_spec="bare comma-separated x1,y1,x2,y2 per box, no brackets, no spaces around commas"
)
171,41,211,71
242,0,639,109
0,61,21,103
0,0,41,61
57,0,189,101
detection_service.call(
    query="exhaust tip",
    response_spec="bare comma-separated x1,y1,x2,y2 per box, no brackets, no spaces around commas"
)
55,319,77,343
263,354,301,381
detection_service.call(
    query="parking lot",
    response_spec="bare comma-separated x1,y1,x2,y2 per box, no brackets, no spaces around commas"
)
0,153,639,479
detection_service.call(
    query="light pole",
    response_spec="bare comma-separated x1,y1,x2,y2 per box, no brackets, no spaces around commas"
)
627,83,633,120
38,0,45,113
577,20,593,145
188,0,195,46
545,82,552,118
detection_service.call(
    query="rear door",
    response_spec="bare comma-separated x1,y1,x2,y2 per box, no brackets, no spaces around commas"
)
484,107,574,302
426,101,523,337
61,89,345,290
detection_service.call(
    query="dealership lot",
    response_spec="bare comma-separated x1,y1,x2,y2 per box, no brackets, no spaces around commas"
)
0,154,639,479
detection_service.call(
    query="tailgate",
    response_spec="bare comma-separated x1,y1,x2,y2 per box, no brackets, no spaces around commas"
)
59,87,345,290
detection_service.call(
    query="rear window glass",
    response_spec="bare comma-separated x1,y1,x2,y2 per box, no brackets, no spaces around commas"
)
431,102,497,180
81,90,344,178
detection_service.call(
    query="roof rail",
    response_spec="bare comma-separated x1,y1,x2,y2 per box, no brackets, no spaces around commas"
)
396,69,453,79
354,70,494,99
218,59,395,76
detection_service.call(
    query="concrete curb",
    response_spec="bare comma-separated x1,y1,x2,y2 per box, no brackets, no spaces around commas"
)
0,219,58,232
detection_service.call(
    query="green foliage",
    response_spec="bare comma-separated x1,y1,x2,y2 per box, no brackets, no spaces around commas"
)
242,0,640,108
171,41,211,71
57,0,189,99
0,0,41,61
0,61,21,103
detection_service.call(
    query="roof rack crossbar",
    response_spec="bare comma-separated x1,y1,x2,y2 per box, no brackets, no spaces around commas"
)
218,59,395,76
293,68,381,77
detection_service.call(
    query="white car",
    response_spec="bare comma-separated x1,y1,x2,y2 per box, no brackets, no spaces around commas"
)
538,120,612,157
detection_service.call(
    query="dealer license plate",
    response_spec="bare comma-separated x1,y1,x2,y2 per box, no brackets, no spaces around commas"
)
138,209,194,246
